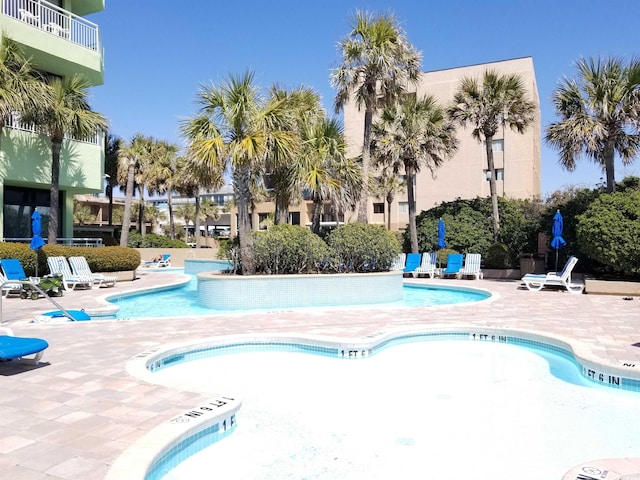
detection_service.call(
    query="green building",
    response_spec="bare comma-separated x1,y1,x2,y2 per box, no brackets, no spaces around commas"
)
0,0,105,241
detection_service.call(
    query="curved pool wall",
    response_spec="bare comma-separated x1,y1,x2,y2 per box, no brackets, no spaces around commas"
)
183,259,232,275
197,271,404,310
109,326,640,480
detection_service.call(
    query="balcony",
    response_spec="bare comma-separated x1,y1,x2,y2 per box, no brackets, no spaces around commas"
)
2,0,100,51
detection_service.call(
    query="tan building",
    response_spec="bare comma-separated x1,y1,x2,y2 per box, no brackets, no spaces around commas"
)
343,56,541,231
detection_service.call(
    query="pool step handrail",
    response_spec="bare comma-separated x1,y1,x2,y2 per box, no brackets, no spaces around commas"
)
0,279,83,323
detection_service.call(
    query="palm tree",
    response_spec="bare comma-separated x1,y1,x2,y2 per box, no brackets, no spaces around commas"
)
200,197,220,238
266,85,323,225
117,134,148,246
0,35,49,139
300,116,362,234
72,200,94,225
104,132,121,226
331,10,422,223
175,202,196,237
369,167,406,230
180,71,296,274
146,140,179,238
546,56,640,194
448,70,535,242
373,94,458,253
24,74,108,244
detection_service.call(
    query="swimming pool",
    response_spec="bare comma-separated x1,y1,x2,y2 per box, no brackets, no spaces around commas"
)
131,335,640,480
106,274,491,319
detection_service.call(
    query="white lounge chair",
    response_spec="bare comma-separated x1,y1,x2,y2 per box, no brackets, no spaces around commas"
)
390,253,406,271
68,256,117,288
457,253,483,280
47,256,93,291
520,255,584,294
0,271,23,298
415,252,437,278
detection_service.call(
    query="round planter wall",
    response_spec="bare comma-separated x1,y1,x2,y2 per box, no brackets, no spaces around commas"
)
197,271,403,310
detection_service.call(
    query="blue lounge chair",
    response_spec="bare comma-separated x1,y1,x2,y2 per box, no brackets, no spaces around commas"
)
0,327,48,364
142,253,171,268
441,253,464,278
0,258,29,281
0,258,34,297
403,253,422,276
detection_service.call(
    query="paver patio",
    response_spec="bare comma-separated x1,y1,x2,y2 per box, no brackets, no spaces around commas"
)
1,269,639,479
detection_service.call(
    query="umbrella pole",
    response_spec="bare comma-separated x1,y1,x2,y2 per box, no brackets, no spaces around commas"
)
555,250,558,273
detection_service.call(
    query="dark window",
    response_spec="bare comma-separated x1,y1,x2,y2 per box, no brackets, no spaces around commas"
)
373,203,384,214
289,212,300,225
3,186,61,239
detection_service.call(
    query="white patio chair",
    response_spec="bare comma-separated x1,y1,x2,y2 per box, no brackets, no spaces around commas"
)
68,256,117,288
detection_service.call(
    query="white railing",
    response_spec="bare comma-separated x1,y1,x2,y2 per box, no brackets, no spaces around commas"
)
2,0,100,52
3,237,104,247
5,112,102,145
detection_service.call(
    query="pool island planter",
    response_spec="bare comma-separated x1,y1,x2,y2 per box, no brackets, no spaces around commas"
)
197,271,404,310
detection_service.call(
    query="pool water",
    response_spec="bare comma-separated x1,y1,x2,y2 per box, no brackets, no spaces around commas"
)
149,340,640,480
107,275,489,319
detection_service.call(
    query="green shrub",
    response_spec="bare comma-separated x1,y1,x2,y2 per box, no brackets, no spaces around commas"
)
325,223,400,272
0,243,141,276
252,224,329,274
127,232,189,248
576,192,640,277
484,243,511,268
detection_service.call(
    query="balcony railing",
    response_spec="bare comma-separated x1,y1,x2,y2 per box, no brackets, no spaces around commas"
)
2,0,100,51
6,112,102,145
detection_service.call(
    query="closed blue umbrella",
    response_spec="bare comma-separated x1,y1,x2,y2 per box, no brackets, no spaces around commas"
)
550,209,566,272
30,209,45,277
437,218,446,249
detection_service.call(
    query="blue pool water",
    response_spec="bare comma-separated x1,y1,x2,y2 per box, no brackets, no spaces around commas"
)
106,274,490,319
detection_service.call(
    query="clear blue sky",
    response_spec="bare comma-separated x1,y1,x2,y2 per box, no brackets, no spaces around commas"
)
88,0,640,198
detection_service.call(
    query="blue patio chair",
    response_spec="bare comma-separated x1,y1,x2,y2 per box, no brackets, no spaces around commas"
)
403,253,422,276
441,253,464,278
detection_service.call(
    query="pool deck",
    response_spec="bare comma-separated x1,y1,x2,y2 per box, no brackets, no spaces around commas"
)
1,268,639,479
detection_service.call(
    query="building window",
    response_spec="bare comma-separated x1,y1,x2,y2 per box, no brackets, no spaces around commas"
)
483,139,504,152
484,168,504,181
258,213,270,230
373,203,384,214
398,202,408,214
3,186,61,239
289,212,300,225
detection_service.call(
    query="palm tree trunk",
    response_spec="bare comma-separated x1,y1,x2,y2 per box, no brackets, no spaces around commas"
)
107,183,113,226
234,169,255,274
275,197,289,225
604,140,616,193
485,135,500,242
405,165,419,253
137,185,145,235
194,194,201,248
168,194,175,239
120,160,135,247
311,195,323,235
48,141,62,244
386,192,394,230
357,108,373,223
